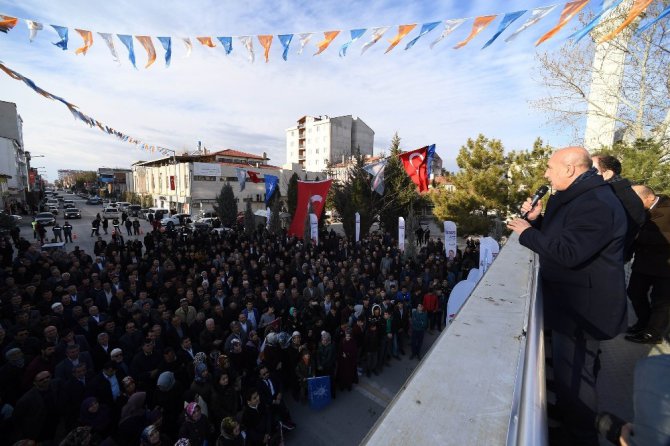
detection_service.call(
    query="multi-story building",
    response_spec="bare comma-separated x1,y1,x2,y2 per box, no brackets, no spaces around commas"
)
131,149,321,214
285,115,374,172
0,101,28,209
98,167,133,197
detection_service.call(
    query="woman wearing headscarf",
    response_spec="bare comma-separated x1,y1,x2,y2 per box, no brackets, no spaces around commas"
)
178,402,213,446
216,417,244,446
209,371,240,430
79,397,113,440
118,391,148,445
190,361,215,414
336,328,358,392
151,371,184,441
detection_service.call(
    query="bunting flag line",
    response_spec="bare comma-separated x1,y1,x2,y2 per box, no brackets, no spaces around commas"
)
399,146,429,192
599,0,654,43
297,32,313,55
258,34,273,62
99,33,120,63
236,168,247,191
51,25,68,50
26,20,42,42
264,174,279,204
638,3,670,33
385,24,416,53
0,15,17,33
360,26,389,54
482,10,526,49
363,159,387,195
136,36,157,68
536,0,590,46
74,29,93,55
314,30,340,55
218,36,233,54
430,19,466,49
404,21,440,50
182,37,192,57
0,60,174,156
570,0,623,42
157,36,171,66
505,5,557,42
196,36,216,47
454,15,497,49
278,34,293,60
117,34,137,68
239,36,254,62
339,28,366,57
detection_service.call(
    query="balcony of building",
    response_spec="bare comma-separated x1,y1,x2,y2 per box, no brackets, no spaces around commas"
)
361,234,669,446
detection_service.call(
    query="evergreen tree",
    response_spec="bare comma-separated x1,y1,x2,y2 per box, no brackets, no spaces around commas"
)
268,191,282,234
287,173,299,217
600,138,670,195
244,199,254,236
213,183,237,227
506,137,553,212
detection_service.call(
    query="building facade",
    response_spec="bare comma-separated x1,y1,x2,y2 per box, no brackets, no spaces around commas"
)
131,149,321,214
285,115,374,172
0,101,28,209
98,168,133,197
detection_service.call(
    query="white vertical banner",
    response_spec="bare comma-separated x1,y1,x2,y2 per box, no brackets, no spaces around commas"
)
398,217,405,252
266,207,271,229
355,212,360,242
310,213,318,244
478,237,499,277
443,221,457,259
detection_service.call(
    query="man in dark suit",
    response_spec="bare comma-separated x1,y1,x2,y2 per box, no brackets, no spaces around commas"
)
55,343,95,382
508,146,627,445
256,364,295,430
625,185,670,344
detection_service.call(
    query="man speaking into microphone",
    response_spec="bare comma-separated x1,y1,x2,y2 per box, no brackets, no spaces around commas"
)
508,146,627,445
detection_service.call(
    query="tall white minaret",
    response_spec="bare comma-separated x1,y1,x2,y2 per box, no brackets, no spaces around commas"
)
583,0,634,152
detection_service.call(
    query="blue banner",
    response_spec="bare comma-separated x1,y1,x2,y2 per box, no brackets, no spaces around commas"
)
482,11,526,49
278,34,293,61
51,25,68,50
638,3,670,34
264,174,279,204
117,34,136,68
339,28,366,57
307,376,331,410
426,144,436,178
404,21,440,50
570,0,623,42
217,36,232,54
157,36,172,66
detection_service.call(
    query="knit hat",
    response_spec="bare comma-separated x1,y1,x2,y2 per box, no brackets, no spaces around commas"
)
157,371,175,391
185,402,199,418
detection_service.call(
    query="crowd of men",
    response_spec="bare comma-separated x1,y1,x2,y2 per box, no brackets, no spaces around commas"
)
0,212,480,446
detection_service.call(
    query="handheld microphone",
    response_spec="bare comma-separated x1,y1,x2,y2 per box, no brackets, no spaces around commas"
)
521,185,549,219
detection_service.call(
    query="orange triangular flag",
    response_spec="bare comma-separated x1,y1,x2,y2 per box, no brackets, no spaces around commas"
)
75,29,93,55
0,15,18,33
454,16,496,49
258,35,273,62
314,31,340,55
536,0,590,46
385,24,417,53
599,0,654,43
196,37,216,47
135,36,157,68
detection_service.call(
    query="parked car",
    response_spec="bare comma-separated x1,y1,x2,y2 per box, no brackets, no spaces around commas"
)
63,200,75,209
49,206,59,216
35,212,56,226
191,217,217,231
128,204,142,217
103,207,121,219
160,213,191,227
116,201,131,211
86,197,102,205
64,208,82,219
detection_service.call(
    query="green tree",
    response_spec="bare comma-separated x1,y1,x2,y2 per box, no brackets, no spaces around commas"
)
379,133,422,236
213,183,237,227
287,173,299,217
506,137,554,210
244,199,255,236
431,134,510,235
598,138,670,194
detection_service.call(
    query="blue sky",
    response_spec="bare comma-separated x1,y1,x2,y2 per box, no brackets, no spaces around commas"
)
0,0,599,181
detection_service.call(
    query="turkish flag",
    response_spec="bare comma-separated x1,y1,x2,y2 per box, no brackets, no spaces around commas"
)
399,146,429,192
289,179,332,237
170,176,175,190
247,171,262,183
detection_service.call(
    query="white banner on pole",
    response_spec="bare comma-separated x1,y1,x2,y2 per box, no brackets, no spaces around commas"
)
355,212,360,242
444,221,457,259
398,217,405,252
478,237,500,276
310,213,318,245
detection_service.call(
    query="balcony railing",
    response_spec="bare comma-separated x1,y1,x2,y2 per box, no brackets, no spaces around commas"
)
363,234,546,445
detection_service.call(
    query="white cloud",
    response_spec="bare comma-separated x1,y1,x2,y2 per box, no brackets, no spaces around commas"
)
0,0,593,179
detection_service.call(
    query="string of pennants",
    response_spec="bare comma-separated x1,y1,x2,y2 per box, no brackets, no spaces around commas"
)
0,0,666,68
0,60,175,156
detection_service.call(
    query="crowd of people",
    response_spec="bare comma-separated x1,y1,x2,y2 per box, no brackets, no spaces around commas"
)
0,213,480,446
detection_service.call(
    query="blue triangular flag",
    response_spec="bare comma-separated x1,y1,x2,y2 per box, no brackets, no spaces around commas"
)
117,34,137,68
157,37,172,66
570,0,623,42
339,29,366,57
265,174,279,204
278,34,293,61
638,3,670,34
426,144,436,178
482,11,526,49
404,22,440,50
51,25,68,50
217,37,233,54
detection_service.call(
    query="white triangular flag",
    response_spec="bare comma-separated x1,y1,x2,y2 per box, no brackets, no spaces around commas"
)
297,32,313,55
25,20,43,42
360,26,390,54
98,32,120,63
182,37,192,57
238,36,255,62
430,19,467,49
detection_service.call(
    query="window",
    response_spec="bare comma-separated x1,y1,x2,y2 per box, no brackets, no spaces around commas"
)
256,194,261,202
194,176,216,181
316,148,319,154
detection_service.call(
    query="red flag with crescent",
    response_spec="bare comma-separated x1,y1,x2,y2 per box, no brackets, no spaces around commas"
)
247,171,262,183
399,146,429,192
289,179,332,237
